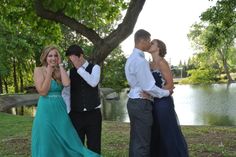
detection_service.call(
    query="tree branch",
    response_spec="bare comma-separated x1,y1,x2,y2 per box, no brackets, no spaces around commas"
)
93,0,146,63
34,0,146,64
34,0,101,44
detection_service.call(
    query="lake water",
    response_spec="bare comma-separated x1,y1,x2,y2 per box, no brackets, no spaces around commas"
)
102,83,236,126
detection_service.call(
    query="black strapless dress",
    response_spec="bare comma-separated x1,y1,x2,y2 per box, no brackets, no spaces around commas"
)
150,70,189,157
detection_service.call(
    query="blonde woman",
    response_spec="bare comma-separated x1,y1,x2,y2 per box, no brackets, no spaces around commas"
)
31,45,100,157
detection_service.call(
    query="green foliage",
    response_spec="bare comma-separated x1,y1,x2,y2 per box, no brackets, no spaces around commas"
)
198,0,236,51
187,0,236,83
0,1,64,93
0,0,132,93
101,46,127,92
186,68,218,84
42,0,128,34
201,0,236,28
203,113,235,126
227,47,236,72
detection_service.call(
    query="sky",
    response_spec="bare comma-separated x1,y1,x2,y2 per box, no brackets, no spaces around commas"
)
121,0,216,65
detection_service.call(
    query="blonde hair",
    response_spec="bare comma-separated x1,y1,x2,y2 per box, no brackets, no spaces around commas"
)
40,45,60,66
39,45,61,83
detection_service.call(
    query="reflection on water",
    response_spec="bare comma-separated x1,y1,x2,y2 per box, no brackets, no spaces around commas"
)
6,105,36,117
102,88,129,122
173,83,236,125
9,83,236,126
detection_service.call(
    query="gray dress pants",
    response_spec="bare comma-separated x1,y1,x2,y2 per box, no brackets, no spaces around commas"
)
127,98,153,157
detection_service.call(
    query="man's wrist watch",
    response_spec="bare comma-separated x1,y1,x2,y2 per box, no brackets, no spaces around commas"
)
59,63,64,67
59,61,68,68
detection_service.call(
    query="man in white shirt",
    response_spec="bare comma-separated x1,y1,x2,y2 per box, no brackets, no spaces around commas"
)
125,29,173,157
65,45,102,154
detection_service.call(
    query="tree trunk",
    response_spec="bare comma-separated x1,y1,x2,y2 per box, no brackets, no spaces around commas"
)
13,58,19,93
19,68,24,93
218,49,233,83
100,62,104,84
0,75,3,94
3,78,8,93
34,0,146,64
222,59,233,83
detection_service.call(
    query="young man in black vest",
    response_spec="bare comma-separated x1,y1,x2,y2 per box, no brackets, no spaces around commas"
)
65,44,102,154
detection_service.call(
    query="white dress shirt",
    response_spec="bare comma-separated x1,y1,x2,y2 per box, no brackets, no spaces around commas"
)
76,60,101,87
125,48,170,99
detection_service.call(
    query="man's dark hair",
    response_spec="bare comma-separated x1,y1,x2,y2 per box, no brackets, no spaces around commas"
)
134,29,151,44
65,44,84,57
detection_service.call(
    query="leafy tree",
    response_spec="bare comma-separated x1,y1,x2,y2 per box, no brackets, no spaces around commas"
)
0,1,63,93
0,0,147,94
101,46,127,92
34,0,146,64
188,0,236,83
186,68,219,84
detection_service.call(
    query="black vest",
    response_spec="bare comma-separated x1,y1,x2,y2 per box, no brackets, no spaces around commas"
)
70,63,100,112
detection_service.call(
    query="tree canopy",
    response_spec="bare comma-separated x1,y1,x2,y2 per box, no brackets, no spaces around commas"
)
34,0,146,64
0,0,145,93
187,0,236,83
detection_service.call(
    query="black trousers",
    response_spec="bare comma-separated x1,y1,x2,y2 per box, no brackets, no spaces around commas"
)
69,109,102,154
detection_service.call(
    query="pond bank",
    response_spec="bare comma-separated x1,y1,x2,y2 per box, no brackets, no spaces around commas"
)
0,88,118,112
0,112,236,157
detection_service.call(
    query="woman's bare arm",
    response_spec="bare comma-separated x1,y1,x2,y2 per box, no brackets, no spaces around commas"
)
59,65,70,87
34,67,52,96
159,59,174,90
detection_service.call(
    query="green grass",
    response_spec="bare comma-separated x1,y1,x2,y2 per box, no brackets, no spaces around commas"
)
1,112,236,157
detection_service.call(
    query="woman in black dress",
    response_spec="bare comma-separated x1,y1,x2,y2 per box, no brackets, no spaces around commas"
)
148,39,189,157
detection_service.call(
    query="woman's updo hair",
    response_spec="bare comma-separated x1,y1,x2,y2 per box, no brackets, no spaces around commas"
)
154,39,167,57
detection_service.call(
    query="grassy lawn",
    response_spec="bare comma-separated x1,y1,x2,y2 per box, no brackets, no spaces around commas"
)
0,112,236,157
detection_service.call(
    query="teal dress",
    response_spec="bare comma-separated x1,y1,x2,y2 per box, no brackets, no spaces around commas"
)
31,80,100,157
